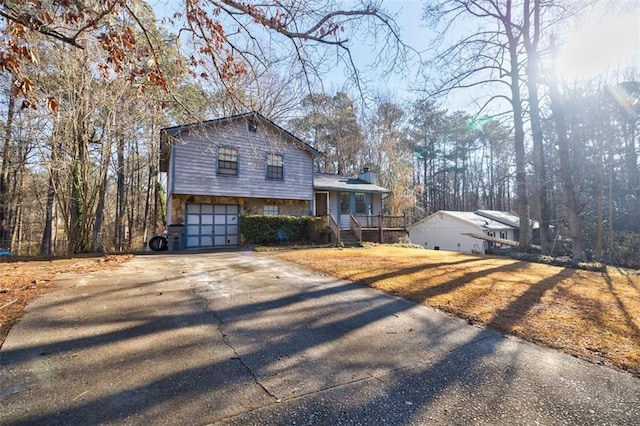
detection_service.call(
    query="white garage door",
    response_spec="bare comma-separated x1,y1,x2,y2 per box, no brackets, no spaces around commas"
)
185,204,239,248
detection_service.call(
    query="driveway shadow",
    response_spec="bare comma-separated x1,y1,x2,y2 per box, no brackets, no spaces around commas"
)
2,253,638,425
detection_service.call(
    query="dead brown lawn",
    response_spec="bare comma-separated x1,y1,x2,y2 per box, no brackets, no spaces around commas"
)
272,245,640,377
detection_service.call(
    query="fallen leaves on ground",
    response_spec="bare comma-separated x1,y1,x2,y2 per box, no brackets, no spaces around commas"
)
272,246,640,377
0,254,132,347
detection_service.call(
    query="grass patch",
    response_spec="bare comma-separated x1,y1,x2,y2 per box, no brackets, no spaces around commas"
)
271,246,640,377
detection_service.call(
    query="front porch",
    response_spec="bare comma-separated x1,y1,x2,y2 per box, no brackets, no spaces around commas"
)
324,213,408,246
313,169,405,245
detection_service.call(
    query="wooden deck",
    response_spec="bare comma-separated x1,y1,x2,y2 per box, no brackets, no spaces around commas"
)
324,214,407,244
352,214,406,230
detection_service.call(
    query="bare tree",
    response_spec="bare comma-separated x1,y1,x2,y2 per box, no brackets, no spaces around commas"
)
547,71,584,259
292,92,365,175
423,0,532,249
0,0,406,110
522,0,550,252
0,75,16,249
364,98,414,215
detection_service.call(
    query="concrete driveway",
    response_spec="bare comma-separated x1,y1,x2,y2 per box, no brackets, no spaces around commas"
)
1,251,638,425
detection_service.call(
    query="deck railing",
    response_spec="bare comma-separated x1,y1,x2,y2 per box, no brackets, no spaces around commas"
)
325,213,406,245
353,214,379,228
382,215,406,229
350,214,363,242
352,214,406,230
327,213,340,244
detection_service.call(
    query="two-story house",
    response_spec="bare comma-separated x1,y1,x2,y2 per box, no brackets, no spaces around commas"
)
159,112,396,249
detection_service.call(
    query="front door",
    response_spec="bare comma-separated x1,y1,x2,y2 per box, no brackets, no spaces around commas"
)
315,192,328,216
339,192,351,229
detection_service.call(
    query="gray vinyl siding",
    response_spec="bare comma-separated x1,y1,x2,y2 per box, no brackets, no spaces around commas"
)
170,120,314,200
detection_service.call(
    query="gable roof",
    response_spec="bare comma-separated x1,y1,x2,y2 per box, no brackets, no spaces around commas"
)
409,210,538,231
313,173,390,194
159,111,321,172
439,211,513,230
475,210,539,229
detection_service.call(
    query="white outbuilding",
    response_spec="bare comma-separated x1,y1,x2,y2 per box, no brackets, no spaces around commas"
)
408,210,536,254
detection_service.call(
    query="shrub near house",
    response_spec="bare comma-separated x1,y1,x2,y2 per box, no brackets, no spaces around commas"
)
240,215,325,245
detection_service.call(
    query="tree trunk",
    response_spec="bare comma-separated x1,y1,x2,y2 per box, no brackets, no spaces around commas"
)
453,154,459,210
595,131,604,260
523,0,550,252
625,119,638,193
144,161,154,241
69,149,82,253
156,181,166,227
594,97,612,261
0,85,15,249
41,180,55,255
40,140,59,256
489,143,495,209
11,203,21,254
506,28,530,251
548,64,584,260
115,136,126,251
143,118,157,241
91,150,110,252
607,134,615,261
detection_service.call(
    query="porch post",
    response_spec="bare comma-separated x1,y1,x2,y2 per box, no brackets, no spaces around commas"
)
378,212,383,243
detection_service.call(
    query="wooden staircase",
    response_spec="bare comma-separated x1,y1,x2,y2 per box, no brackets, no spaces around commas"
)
339,230,362,248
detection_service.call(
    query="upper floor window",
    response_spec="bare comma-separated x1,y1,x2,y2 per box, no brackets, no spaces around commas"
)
218,147,238,175
355,192,366,214
267,153,283,180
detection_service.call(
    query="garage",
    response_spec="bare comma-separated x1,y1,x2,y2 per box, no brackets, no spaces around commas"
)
185,204,239,248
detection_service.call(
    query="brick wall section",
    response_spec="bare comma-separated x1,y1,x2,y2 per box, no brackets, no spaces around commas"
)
170,194,309,224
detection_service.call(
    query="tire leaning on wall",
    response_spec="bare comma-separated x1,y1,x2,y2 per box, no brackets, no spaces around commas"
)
148,235,168,251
